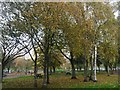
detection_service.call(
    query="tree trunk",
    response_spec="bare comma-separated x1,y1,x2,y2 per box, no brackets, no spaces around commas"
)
34,62,37,88
114,64,117,71
70,52,77,79
0,66,3,83
53,66,55,73
110,67,113,74
77,67,78,71
79,66,81,71
89,52,94,81
115,66,117,71
1,65,5,83
104,65,108,74
83,47,87,82
42,29,51,87
46,67,49,84
49,67,52,75
107,65,110,76
70,60,77,79
84,59,87,82
104,64,110,76
109,64,113,74
42,52,48,88
30,36,38,88
98,66,100,72
25,67,28,75
7,66,10,73
42,61,47,88
46,58,50,84
94,45,97,82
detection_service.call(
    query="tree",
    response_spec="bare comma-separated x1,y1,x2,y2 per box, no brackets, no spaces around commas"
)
2,2,118,88
54,2,85,79
99,18,118,76
84,2,117,81
0,2,32,82
118,2,120,68
1,2,40,88
9,2,61,87
1,25,29,80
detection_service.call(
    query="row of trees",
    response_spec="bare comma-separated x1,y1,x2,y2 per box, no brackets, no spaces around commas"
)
0,2,119,88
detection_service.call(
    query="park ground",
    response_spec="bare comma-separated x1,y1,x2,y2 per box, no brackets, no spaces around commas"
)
2,71,119,88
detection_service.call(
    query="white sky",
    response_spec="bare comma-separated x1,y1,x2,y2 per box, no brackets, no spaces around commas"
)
25,49,34,60
114,11,118,19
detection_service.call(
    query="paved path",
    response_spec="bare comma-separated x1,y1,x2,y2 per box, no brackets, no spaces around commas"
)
3,72,31,79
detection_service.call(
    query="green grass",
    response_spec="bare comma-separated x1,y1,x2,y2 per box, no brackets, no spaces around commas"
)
2,72,118,88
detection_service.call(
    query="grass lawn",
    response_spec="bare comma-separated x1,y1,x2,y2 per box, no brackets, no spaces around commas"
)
2,72,119,88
